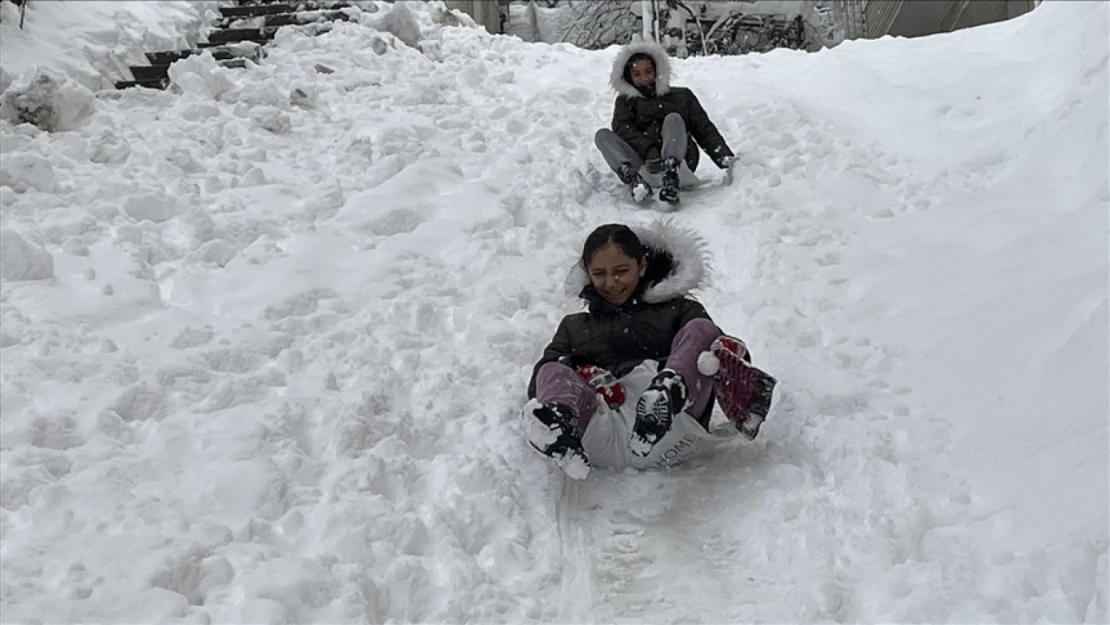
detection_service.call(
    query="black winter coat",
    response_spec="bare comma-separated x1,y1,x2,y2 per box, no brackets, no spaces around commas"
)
608,41,735,172
527,221,717,398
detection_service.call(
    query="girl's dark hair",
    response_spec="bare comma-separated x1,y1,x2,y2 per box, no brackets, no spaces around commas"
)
581,224,645,268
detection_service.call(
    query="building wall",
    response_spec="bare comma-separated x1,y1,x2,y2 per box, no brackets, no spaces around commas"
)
888,0,960,38
864,0,1037,39
864,0,903,39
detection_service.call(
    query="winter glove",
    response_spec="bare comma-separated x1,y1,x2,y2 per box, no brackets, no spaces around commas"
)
575,364,627,409
719,156,740,186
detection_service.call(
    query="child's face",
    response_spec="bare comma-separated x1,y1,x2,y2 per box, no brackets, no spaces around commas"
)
629,58,655,88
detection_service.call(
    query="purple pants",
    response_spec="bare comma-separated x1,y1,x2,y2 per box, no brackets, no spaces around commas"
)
533,318,722,430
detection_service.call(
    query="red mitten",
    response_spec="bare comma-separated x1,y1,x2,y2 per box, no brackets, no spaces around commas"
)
576,364,627,409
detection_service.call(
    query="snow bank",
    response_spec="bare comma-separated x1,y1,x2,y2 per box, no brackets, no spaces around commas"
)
840,0,1108,557
709,1,1108,619
0,69,96,132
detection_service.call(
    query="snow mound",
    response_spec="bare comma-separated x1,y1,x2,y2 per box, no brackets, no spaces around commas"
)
167,54,238,101
0,229,55,281
0,150,56,193
375,1,422,48
0,69,95,132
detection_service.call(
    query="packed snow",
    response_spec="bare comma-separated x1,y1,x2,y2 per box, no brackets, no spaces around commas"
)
1,0,1106,623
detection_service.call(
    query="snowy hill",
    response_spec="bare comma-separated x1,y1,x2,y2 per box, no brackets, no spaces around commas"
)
0,0,1106,623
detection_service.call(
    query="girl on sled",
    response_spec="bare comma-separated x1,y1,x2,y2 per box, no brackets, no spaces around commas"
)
523,221,776,479
595,40,738,205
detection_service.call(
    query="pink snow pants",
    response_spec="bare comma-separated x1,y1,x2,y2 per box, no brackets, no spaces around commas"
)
533,318,722,430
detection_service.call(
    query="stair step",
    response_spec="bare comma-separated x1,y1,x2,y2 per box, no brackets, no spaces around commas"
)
146,48,238,65
120,58,254,90
129,65,170,82
261,0,349,5
219,3,293,18
219,1,350,18
114,77,170,91
197,39,266,49
198,38,270,48
146,50,196,65
219,8,352,29
206,27,278,45
147,43,264,64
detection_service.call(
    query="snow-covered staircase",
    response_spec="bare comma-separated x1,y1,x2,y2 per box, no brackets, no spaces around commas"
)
115,0,353,90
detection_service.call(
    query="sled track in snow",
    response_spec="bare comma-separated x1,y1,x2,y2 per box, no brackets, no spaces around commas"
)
557,480,596,622
553,436,803,622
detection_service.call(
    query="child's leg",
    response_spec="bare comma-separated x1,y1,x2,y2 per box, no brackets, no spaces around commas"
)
660,113,688,163
533,362,600,432
662,318,723,417
631,318,722,456
525,362,600,479
594,128,645,177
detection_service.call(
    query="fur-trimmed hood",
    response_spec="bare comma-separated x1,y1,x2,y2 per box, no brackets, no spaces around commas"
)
609,40,672,99
564,219,710,311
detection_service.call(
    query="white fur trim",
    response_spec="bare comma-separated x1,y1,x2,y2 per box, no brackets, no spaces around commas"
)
635,219,710,303
563,218,711,303
609,40,672,99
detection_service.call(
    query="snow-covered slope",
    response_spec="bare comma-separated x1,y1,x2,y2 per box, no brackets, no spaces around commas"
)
1,0,1105,623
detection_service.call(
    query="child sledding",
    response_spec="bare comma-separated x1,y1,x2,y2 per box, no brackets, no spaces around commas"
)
523,221,777,479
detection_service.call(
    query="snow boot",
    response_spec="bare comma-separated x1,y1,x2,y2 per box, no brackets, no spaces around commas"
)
524,399,590,479
617,162,653,203
630,369,689,457
658,157,681,205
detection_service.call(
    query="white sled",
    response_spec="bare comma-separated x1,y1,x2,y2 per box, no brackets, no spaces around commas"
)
636,159,706,190
577,362,744,472
629,160,739,209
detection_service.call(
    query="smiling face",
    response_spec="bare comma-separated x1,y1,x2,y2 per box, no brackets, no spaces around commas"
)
587,243,646,306
628,57,656,88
